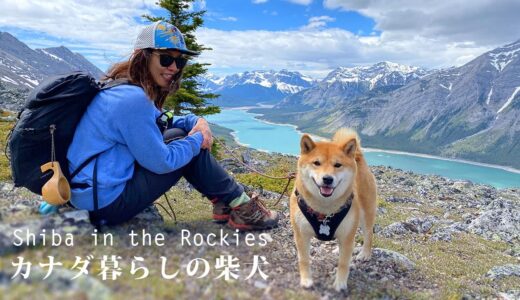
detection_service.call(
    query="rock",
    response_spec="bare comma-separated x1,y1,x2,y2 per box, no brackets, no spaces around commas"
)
404,217,437,233
381,217,437,237
355,248,415,272
254,280,268,289
0,210,94,257
242,151,253,164
3,266,111,299
133,205,163,222
499,290,520,300
220,158,248,174
402,179,416,186
504,245,520,258
485,198,515,210
430,230,452,242
1,182,14,191
377,207,387,214
486,264,520,280
466,200,520,243
429,222,467,242
0,116,15,122
381,222,409,237
385,196,421,204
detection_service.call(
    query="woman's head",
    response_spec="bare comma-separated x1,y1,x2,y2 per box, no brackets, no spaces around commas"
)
104,21,198,108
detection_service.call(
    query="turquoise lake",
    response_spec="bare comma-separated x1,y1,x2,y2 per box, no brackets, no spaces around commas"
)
206,109,520,189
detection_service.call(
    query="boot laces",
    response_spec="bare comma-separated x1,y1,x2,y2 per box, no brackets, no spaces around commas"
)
249,194,270,218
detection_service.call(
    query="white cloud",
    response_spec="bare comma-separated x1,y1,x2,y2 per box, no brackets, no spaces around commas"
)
195,26,490,78
0,0,158,71
323,0,520,46
286,0,313,5
252,0,268,4
220,17,238,22
188,0,206,11
301,16,335,30
0,0,518,79
262,10,278,16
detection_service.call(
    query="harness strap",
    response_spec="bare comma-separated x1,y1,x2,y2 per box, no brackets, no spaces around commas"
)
296,189,353,241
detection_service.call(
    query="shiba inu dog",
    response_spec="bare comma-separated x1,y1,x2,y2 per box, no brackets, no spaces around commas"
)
289,128,377,291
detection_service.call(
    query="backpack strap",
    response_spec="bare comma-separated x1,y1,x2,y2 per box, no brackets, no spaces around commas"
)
69,154,100,222
93,157,99,211
70,154,98,181
100,78,133,90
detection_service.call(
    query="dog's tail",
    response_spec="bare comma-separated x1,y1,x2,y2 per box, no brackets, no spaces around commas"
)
332,128,363,160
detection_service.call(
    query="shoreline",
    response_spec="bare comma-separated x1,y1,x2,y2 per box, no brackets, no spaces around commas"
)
220,106,520,175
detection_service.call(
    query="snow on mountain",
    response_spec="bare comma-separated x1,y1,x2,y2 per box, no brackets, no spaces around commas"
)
268,39,520,168
488,40,520,72
276,61,429,111
323,61,428,89
215,69,314,92
0,31,104,111
201,69,315,107
0,32,104,89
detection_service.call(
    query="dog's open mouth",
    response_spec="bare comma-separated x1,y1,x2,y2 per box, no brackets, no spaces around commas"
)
319,186,334,197
312,178,336,197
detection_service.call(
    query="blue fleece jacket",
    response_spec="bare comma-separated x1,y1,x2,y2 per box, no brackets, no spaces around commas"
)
67,85,203,211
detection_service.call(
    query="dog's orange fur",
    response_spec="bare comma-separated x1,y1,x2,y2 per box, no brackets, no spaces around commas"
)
289,128,377,291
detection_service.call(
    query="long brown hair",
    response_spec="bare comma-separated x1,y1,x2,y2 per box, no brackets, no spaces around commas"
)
103,49,183,109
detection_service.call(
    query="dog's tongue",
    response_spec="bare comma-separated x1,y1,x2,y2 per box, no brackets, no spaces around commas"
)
320,186,334,196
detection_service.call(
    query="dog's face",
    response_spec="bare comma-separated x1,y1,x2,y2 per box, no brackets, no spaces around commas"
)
298,134,357,201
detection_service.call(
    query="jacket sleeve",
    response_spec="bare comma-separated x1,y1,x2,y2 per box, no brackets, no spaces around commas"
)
114,94,204,174
171,114,200,132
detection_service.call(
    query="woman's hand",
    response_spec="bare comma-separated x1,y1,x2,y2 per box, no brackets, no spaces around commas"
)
188,118,213,150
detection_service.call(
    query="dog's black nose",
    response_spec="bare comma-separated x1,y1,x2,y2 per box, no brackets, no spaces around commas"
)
323,176,334,185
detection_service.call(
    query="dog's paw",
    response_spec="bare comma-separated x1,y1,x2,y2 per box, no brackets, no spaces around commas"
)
300,277,314,288
356,249,372,261
333,277,348,292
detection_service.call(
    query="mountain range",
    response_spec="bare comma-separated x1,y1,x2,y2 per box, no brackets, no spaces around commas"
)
1,30,518,168
276,61,430,111
199,69,315,107
251,40,520,168
0,32,103,111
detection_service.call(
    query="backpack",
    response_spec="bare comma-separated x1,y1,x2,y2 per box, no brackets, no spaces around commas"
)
7,72,125,196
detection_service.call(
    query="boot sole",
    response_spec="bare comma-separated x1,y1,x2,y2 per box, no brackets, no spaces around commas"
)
213,214,230,224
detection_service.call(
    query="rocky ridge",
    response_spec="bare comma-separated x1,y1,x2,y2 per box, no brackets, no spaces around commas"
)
0,147,518,299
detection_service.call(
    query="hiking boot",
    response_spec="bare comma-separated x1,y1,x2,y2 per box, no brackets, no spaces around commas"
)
228,193,280,231
211,198,231,223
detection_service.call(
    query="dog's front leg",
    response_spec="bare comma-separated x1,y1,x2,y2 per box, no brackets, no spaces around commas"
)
294,228,313,288
334,229,356,292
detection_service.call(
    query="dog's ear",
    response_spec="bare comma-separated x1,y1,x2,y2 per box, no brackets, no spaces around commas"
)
343,138,357,158
300,134,316,154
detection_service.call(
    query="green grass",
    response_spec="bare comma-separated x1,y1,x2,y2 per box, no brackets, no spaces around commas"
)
374,233,516,298
0,119,14,181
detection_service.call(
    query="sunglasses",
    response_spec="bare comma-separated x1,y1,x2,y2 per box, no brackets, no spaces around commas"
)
154,52,188,69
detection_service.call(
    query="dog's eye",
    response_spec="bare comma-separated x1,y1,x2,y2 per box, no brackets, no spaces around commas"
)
313,161,321,166
334,163,342,168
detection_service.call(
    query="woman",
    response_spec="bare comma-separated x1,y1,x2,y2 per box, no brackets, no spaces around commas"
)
64,21,279,230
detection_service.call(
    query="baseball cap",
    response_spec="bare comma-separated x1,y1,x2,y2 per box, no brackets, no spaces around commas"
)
134,21,199,56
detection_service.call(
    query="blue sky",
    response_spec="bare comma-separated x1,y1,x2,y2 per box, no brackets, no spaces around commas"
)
1,0,519,78
202,1,377,34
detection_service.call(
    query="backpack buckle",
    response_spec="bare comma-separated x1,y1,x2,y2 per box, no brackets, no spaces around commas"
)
156,111,174,133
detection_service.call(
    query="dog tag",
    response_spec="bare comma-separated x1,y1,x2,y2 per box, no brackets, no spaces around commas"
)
319,224,330,236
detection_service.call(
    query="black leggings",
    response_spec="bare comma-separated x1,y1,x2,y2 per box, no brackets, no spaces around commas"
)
89,129,243,225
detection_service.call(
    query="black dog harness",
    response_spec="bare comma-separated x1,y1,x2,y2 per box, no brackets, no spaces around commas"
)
296,189,353,241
